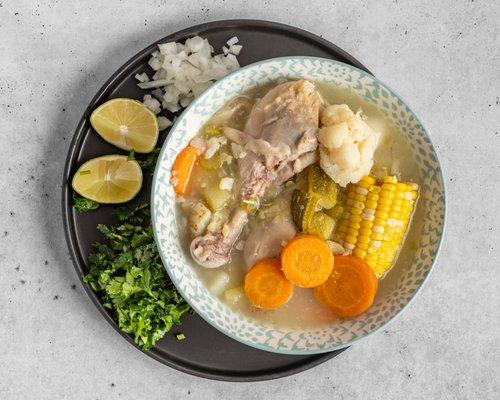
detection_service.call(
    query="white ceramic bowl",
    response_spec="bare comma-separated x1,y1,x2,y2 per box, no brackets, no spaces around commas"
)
151,57,446,354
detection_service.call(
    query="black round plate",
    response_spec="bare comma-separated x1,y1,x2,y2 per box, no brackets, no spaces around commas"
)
62,19,371,382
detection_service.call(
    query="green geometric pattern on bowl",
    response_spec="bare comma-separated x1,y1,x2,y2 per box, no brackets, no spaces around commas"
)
151,57,446,354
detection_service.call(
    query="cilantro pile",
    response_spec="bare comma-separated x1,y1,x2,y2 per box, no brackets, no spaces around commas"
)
83,203,191,350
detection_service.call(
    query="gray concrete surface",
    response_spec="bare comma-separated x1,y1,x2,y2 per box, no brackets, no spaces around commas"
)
1,1,499,399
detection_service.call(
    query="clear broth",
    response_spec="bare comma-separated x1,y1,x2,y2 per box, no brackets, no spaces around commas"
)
177,81,420,330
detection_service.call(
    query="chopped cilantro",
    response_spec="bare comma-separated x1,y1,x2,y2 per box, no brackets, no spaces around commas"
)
138,148,161,174
83,203,191,350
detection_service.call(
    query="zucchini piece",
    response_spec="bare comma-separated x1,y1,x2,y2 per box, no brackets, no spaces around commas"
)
291,189,308,229
308,212,336,240
303,195,320,232
308,164,338,209
326,204,344,220
291,189,321,231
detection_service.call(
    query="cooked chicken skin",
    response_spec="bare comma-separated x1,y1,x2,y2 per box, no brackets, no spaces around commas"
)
191,80,321,268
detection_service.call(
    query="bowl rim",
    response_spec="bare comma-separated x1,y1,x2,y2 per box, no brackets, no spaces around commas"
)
151,55,447,354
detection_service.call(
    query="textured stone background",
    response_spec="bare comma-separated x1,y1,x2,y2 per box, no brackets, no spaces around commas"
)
0,1,498,399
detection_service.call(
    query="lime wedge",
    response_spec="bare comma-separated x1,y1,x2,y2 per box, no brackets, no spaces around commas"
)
72,155,143,204
90,98,159,153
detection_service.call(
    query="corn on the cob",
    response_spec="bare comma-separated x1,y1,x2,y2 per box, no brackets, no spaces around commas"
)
335,175,418,277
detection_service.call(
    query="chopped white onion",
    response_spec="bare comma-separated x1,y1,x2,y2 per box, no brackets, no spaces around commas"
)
134,72,150,83
229,44,242,55
180,95,193,108
226,36,239,46
157,116,173,131
138,36,242,114
185,36,205,53
162,101,181,113
142,95,161,114
148,57,162,71
163,85,180,103
158,42,177,55
138,79,172,89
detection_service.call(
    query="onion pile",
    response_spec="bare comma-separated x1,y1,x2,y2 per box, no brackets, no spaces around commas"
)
135,36,242,129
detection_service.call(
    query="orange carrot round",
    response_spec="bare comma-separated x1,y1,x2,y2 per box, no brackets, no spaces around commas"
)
171,145,197,196
244,258,294,309
280,235,334,288
313,255,378,318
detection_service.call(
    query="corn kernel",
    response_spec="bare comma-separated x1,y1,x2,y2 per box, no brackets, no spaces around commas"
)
359,227,372,236
345,235,357,244
370,232,385,241
375,210,389,219
364,253,377,262
360,176,376,185
347,228,359,237
353,248,367,258
357,180,371,189
383,175,398,184
353,200,365,209
350,214,362,223
356,241,369,250
360,220,373,228
367,246,379,255
379,197,393,206
362,213,375,221
351,207,362,215
356,236,370,245
349,222,361,230
381,183,396,192
373,217,387,226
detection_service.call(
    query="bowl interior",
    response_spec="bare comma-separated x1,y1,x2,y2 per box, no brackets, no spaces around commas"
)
151,57,445,354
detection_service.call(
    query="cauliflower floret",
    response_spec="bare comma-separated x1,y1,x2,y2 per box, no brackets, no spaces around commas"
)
321,104,355,125
317,122,349,149
317,104,380,187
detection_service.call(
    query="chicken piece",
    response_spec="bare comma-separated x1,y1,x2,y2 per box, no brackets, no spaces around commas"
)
190,208,247,268
191,80,321,268
243,217,297,268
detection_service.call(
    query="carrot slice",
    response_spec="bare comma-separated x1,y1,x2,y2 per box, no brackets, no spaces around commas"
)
313,255,378,317
244,258,294,309
280,235,334,288
171,145,197,195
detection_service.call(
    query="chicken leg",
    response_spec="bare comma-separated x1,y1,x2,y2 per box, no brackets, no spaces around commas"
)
191,80,321,268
